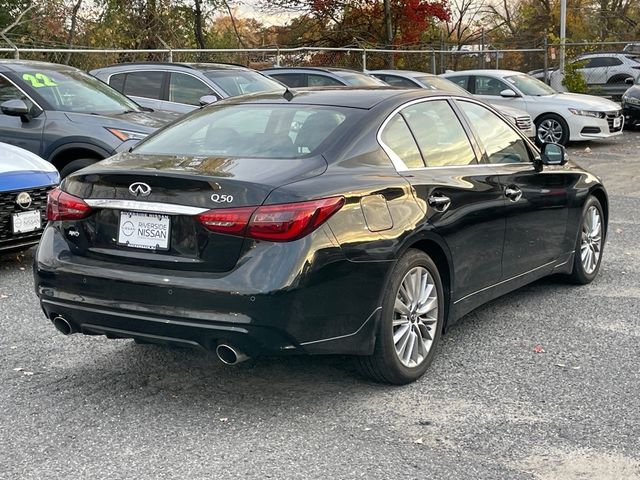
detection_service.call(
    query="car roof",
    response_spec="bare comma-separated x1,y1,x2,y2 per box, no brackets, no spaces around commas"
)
369,70,434,78
442,69,524,77
0,59,82,73
261,66,364,74
91,62,250,73
220,87,452,109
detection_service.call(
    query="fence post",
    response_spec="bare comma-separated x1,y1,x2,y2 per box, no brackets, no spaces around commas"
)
362,48,367,71
431,49,436,74
543,37,549,85
276,47,281,67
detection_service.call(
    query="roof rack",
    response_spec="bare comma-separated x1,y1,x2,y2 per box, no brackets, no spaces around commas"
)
97,61,249,70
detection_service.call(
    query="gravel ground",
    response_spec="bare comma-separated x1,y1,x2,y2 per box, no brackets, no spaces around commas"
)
1,131,639,479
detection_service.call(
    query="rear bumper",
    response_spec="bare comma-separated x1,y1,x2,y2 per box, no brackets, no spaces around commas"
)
35,226,390,356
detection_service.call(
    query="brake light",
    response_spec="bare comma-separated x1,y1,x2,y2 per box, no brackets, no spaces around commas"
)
197,197,345,242
46,187,92,221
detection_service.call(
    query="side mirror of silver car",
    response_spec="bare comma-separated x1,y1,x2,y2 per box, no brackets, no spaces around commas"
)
199,95,218,107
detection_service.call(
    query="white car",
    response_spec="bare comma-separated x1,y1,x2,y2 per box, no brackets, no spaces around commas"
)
368,69,535,137
442,69,624,145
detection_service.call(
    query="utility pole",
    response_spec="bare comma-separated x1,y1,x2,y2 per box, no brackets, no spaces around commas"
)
560,0,567,72
383,0,394,68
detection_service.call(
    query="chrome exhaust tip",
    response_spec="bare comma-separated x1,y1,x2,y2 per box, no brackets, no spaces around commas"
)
52,316,75,335
216,343,249,365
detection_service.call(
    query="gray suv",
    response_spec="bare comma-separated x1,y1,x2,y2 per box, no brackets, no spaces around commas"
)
91,62,284,113
0,60,178,177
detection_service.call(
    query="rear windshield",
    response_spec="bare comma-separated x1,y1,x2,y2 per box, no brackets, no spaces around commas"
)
134,103,360,158
333,72,387,87
203,70,284,97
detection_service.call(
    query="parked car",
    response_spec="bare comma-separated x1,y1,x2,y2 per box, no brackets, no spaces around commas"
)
35,88,607,384
623,43,640,55
91,62,285,113
622,76,640,128
261,66,387,87
369,69,535,137
442,69,624,145
0,142,59,254
549,52,640,91
0,60,178,177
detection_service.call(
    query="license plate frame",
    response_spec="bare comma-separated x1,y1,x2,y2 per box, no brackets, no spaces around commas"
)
613,116,622,129
12,210,42,234
117,211,171,251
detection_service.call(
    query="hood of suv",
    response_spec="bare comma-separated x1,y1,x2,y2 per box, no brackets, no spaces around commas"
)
64,110,177,132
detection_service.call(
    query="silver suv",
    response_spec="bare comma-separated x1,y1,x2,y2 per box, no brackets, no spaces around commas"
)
550,53,640,90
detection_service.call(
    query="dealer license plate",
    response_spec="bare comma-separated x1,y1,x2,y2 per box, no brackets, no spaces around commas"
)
117,211,170,251
613,116,622,129
12,210,41,234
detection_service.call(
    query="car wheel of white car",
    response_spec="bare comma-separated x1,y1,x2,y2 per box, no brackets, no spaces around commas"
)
535,113,569,146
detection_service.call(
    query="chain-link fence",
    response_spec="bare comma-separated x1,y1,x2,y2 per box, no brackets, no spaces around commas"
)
1,41,637,97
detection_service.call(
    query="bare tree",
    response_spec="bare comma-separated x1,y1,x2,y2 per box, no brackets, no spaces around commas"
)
64,0,83,64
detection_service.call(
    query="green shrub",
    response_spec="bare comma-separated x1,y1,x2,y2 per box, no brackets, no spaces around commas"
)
562,60,588,93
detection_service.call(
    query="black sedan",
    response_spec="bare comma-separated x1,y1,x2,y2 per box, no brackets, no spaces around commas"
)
34,88,607,384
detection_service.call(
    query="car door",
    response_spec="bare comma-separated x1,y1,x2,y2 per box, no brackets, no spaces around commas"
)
455,99,572,279
577,57,606,85
167,72,217,113
0,74,45,155
379,98,506,302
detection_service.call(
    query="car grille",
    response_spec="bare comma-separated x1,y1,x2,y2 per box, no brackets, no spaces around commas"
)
605,110,624,132
0,186,50,250
515,115,532,131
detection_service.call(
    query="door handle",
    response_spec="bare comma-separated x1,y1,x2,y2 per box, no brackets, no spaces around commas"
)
428,194,451,212
504,186,522,202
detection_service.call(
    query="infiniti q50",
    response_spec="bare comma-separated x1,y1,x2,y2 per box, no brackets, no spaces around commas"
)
34,88,607,384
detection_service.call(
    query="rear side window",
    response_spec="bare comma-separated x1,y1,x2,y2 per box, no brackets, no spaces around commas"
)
456,100,531,164
169,73,214,105
122,71,164,100
402,100,476,167
380,114,424,168
135,104,356,159
108,73,126,92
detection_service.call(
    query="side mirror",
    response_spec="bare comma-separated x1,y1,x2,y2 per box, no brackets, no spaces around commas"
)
199,95,218,106
625,77,634,85
541,142,567,166
500,89,518,98
1,99,31,122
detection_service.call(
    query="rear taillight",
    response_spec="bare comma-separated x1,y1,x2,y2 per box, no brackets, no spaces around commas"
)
46,187,92,221
197,197,345,242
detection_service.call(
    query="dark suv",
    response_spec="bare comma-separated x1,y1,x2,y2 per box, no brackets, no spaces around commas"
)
0,60,177,177
91,62,284,113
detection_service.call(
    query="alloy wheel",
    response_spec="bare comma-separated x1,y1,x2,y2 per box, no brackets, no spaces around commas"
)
581,205,602,274
392,266,439,368
537,119,564,143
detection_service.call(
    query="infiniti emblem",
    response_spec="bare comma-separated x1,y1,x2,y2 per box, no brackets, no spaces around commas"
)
129,182,152,197
16,192,32,209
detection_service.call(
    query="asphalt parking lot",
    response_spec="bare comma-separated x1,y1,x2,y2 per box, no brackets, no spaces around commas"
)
1,132,639,480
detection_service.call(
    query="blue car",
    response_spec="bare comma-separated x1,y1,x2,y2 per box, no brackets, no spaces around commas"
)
1,142,59,254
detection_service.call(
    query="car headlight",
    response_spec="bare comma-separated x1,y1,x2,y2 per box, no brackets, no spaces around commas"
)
105,127,148,142
623,95,640,106
568,108,606,118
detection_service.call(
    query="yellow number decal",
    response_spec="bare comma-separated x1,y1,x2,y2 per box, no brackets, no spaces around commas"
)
22,73,57,88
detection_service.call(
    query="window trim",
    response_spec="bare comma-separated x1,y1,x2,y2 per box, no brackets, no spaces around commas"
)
105,68,224,102
377,95,537,172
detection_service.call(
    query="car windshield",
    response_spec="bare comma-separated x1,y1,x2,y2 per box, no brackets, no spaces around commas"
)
15,67,141,114
504,74,556,96
416,76,469,95
203,70,284,96
333,72,387,86
134,103,360,159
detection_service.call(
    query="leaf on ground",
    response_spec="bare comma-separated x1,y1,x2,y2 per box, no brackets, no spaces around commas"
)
534,344,545,353
219,417,228,422
413,438,424,444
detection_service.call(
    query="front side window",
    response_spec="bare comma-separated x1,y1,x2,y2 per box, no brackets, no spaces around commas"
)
135,104,355,159
401,100,476,167
380,75,418,88
445,75,470,91
269,73,305,88
333,72,387,87
169,73,214,105
307,74,344,87
380,113,424,168
203,70,283,97
456,100,531,164
503,75,555,96
474,76,510,95
122,71,164,100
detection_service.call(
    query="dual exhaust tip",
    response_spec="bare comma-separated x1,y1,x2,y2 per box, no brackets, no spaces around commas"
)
51,316,249,366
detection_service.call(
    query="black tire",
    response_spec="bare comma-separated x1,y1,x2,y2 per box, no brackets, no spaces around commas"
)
535,113,570,146
59,158,99,178
566,196,605,284
359,249,444,385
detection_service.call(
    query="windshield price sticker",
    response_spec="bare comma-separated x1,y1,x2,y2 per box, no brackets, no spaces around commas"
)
117,211,170,251
22,73,58,88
